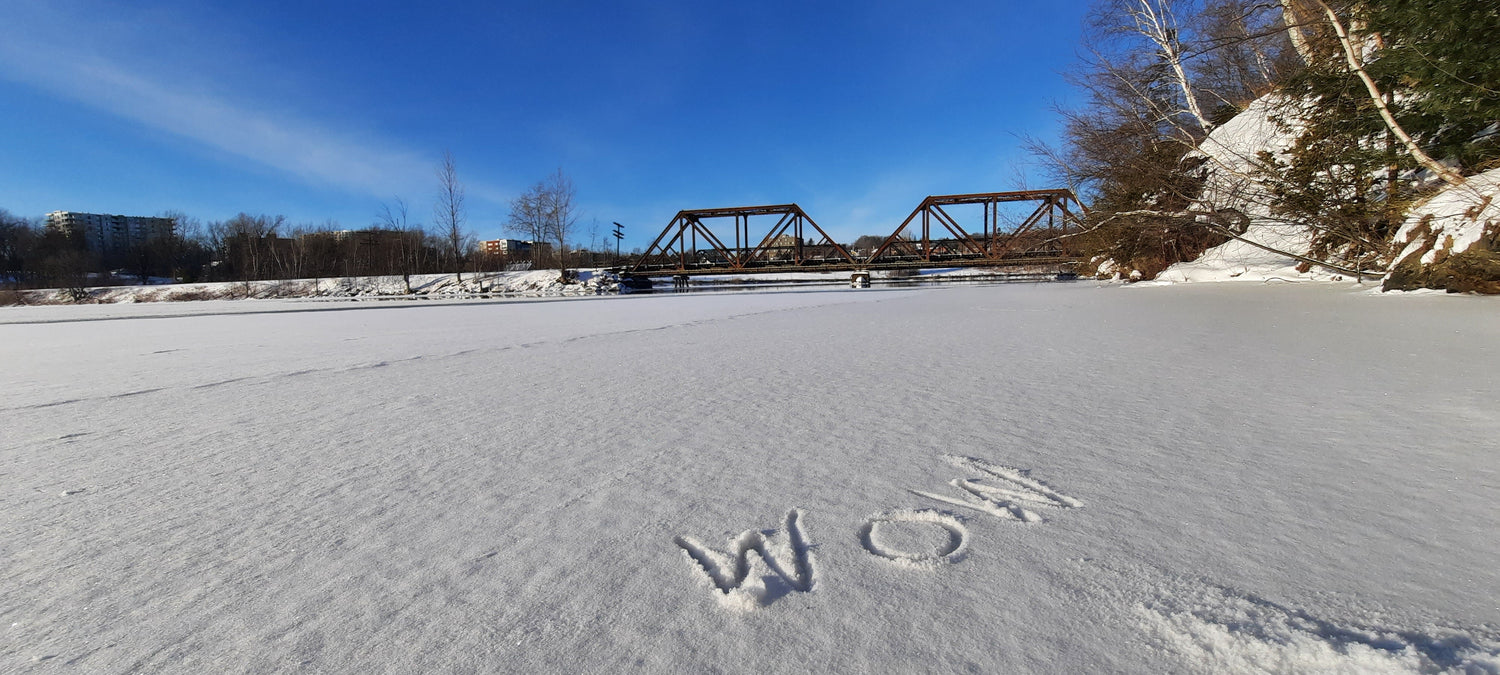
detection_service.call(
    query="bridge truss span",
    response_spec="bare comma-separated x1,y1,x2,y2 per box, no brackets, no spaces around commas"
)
865,190,1086,267
626,189,1088,276
631,204,856,274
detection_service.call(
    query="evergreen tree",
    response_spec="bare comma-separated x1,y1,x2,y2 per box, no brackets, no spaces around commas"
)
1357,0,1500,171
1260,0,1498,269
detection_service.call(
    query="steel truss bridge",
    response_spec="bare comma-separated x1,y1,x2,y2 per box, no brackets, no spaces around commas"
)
624,189,1087,277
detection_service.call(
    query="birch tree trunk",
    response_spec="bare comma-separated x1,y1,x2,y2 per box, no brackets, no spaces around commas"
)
1311,0,1465,186
1128,0,1215,133
1278,0,1316,66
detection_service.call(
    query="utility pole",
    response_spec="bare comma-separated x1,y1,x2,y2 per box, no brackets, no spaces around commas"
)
612,221,624,266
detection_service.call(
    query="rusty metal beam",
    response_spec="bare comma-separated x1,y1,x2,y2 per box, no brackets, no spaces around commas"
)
630,204,855,274
627,190,1087,275
864,190,1087,266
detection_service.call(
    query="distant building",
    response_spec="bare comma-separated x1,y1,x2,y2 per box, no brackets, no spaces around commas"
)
479,239,550,257
46,211,175,255
304,229,410,247
479,239,513,256
764,235,802,260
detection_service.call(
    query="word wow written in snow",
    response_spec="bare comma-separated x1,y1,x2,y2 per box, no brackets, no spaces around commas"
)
674,454,1083,608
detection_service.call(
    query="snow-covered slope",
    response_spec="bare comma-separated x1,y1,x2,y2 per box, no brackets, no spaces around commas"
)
1158,95,1499,292
1155,94,1325,285
1153,222,1335,284
1193,94,1304,216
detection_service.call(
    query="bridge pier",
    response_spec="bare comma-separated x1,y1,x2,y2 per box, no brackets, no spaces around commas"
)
851,271,871,288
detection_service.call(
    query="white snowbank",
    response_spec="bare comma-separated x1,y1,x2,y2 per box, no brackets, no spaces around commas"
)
1153,223,1329,284
1138,581,1500,673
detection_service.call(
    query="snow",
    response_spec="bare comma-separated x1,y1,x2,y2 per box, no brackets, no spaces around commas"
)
1193,94,1306,213
6,269,619,307
1152,222,1332,284
1165,97,1498,289
1135,580,1489,674
3,283,1499,672
1390,167,1500,267
1157,94,1325,285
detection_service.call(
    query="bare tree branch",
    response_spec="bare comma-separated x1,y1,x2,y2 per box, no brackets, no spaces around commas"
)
434,150,469,282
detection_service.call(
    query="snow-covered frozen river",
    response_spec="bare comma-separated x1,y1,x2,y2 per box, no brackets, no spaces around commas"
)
3,283,1497,673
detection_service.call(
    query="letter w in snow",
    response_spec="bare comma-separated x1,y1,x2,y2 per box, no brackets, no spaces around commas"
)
675,510,815,608
912,455,1083,523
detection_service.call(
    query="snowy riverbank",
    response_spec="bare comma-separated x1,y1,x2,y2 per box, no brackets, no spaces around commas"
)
1,268,621,306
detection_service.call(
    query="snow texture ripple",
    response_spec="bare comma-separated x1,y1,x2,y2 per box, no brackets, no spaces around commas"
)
2,282,1497,673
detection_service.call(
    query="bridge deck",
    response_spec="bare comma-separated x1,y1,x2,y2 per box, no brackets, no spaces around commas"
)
617,255,1082,277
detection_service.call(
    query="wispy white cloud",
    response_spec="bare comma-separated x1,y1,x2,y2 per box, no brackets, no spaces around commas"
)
0,3,474,203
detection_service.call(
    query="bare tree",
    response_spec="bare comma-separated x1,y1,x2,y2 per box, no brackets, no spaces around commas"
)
156,210,210,282
1189,0,1294,107
378,198,426,293
540,169,577,278
434,150,470,282
506,188,547,265
1121,0,1216,133
506,168,578,275
0,210,39,290
214,213,285,283
1081,0,1222,145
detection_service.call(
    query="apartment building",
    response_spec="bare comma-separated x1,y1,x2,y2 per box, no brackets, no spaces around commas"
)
479,239,551,257
46,211,175,254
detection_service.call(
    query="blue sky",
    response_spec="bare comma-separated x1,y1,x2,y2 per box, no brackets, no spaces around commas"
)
0,0,1090,248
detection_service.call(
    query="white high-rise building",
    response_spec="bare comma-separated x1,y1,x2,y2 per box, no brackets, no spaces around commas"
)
45,211,175,254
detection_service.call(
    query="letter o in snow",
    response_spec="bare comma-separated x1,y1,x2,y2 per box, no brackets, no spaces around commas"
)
859,510,969,567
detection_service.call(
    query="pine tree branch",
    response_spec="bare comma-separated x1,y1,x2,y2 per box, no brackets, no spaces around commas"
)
1310,0,1465,187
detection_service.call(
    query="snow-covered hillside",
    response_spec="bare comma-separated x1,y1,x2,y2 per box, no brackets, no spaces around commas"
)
1156,95,1327,285
3,283,1498,672
1154,95,1499,292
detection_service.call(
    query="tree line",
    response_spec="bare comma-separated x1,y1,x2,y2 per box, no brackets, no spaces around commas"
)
0,160,617,293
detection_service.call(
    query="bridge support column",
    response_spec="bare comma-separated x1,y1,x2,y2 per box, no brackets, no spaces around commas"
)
672,275,690,292
851,271,871,288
